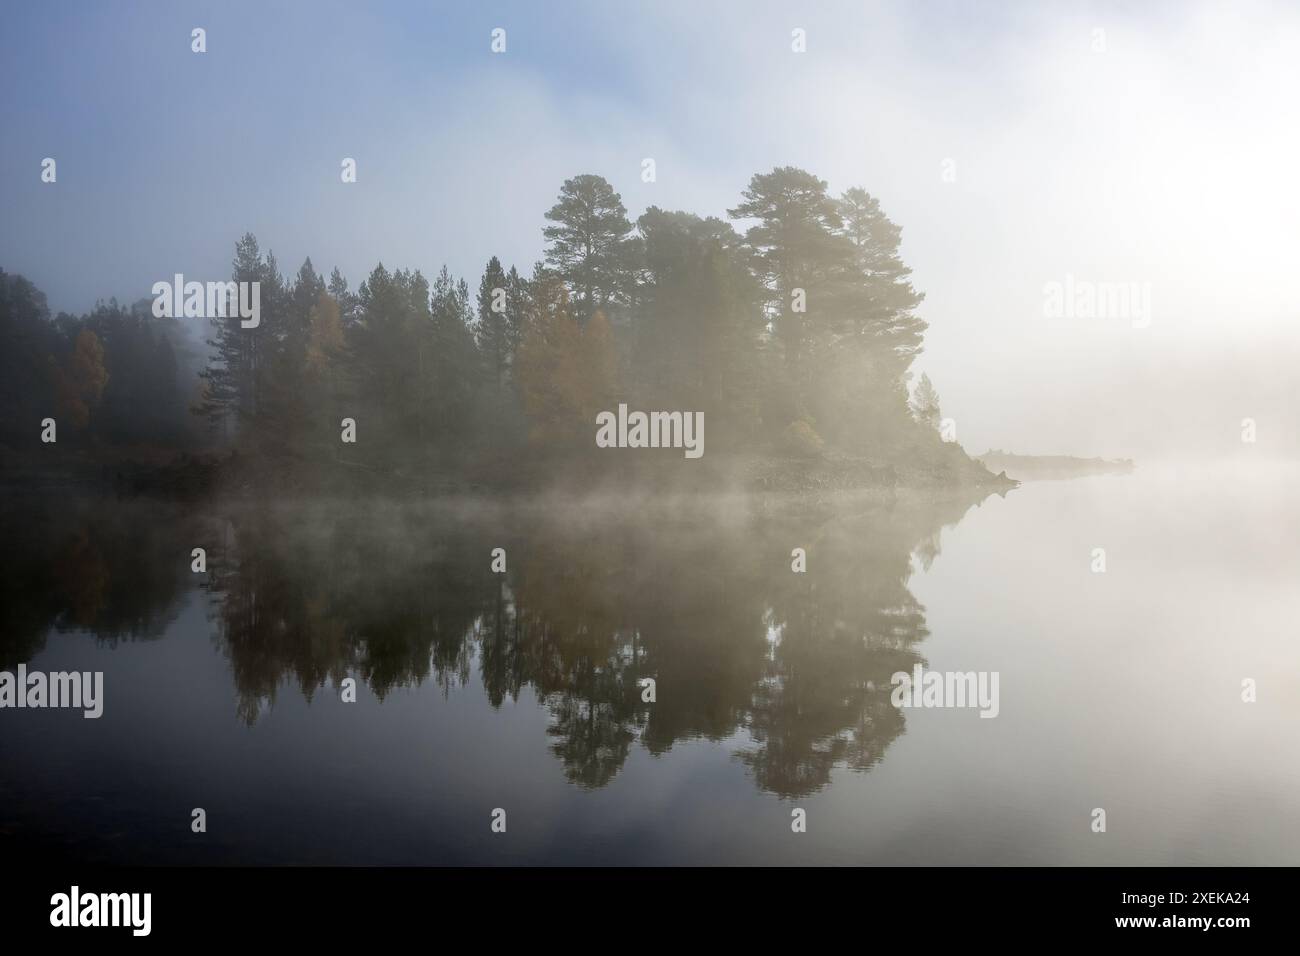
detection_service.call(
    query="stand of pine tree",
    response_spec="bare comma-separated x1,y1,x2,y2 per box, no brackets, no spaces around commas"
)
0,168,1011,498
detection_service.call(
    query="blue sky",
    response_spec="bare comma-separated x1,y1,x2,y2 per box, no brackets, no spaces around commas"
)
0,0,1049,311
4,0,1298,457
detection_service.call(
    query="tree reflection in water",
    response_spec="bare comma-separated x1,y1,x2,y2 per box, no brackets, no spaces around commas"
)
0,491,993,797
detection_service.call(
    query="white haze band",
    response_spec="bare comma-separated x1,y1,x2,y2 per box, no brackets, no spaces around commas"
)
151,274,260,328
891,665,1000,719
0,665,104,718
595,404,704,459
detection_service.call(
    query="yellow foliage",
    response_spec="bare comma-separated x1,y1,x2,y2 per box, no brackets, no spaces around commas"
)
516,283,619,448
51,329,109,429
306,292,343,376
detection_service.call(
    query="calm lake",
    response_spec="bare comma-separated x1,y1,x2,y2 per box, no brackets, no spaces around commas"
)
2,462,1297,865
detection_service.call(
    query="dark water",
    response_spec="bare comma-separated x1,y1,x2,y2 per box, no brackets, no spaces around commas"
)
2,465,1297,864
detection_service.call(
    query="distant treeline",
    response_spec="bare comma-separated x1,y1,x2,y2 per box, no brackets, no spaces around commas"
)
0,167,963,489
977,450,1135,481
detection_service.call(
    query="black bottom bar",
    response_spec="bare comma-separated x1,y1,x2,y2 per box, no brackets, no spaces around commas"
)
6,866,1274,941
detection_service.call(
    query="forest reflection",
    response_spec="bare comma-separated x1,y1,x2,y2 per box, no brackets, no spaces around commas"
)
0,491,991,797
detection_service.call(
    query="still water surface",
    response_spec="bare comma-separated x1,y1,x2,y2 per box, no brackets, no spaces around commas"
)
2,463,1297,864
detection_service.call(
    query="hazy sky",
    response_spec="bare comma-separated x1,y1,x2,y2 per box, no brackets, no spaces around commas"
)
3,0,1297,459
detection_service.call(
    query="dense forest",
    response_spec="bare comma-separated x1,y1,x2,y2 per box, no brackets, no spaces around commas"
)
0,166,998,494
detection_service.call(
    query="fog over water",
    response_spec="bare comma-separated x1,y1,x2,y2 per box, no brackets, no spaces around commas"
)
1,461,1295,864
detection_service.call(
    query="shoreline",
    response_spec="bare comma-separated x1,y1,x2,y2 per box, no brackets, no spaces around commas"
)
0,445,1018,506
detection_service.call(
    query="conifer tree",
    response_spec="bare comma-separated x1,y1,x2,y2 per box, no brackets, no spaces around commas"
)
543,174,637,325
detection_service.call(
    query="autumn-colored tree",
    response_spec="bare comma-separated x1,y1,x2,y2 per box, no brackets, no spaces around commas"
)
305,290,344,376
515,280,617,449
50,328,109,429
578,309,618,424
